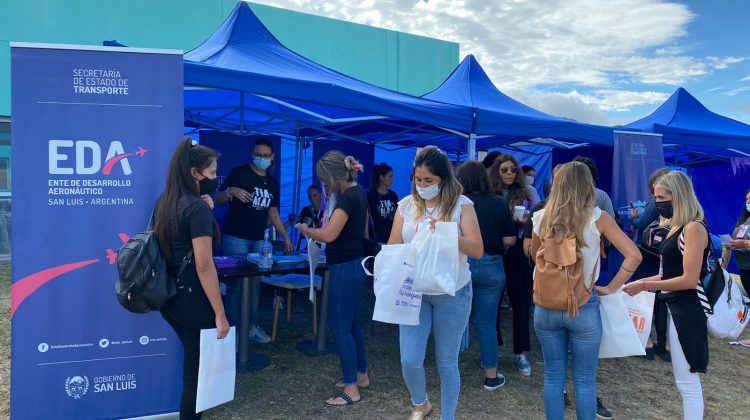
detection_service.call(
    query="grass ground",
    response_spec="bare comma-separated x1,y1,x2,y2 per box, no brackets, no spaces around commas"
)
1,263,748,419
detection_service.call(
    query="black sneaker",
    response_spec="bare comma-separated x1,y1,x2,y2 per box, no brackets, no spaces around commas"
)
596,397,614,419
483,374,506,391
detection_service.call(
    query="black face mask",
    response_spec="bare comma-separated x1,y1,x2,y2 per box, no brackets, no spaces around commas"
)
198,177,218,195
655,200,673,219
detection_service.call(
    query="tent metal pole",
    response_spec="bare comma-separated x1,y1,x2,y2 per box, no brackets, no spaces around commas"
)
467,133,477,161
239,92,245,134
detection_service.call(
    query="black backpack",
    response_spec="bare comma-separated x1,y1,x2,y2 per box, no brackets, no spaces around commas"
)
115,218,193,313
639,220,670,265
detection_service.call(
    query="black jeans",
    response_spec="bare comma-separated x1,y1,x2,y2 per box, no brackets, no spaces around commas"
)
499,241,532,355
161,278,217,420
740,269,750,299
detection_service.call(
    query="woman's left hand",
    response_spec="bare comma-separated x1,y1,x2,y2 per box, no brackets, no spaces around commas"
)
595,286,614,296
622,281,643,296
201,194,214,209
295,222,308,234
426,216,437,232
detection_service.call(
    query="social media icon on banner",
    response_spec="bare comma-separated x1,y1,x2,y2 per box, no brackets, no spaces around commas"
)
139,336,149,345
38,343,49,353
99,339,110,349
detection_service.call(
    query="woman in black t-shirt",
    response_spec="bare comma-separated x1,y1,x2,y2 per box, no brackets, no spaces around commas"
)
368,163,398,243
457,161,516,391
296,151,369,407
625,171,709,419
154,137,228,420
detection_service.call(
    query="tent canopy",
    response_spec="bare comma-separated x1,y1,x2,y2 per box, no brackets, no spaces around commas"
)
422,55,615,148
183,2,475,150
625,87,750,158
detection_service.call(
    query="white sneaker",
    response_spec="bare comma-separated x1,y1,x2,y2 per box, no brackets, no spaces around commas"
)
249,326,271,343
517,354,531,376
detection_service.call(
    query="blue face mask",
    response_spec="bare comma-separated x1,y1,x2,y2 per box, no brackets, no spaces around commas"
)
253,156,272,170
746,203,750,212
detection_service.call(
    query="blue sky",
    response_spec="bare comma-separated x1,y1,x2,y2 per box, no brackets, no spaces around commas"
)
256,0,750,126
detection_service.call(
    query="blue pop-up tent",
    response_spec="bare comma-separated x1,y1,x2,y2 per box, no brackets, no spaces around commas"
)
423,54,615,154
625,87,750,162
624,87,750,246
183,2,475,151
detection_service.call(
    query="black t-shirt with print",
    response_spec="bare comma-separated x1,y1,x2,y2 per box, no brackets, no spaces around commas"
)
367,188,398,243
327,185,368,265
466,193,516,255
220,165,280,240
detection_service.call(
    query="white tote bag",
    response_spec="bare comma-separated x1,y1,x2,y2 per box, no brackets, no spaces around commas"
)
363,244,422,325
622,291,655,348
411,221,460,295
707,268,750,339
599,292,646,358
196,327,236,413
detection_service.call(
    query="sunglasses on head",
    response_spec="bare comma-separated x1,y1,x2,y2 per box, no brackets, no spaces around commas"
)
500,166,518,174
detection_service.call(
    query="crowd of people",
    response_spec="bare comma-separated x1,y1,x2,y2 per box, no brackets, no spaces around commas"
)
151,136,747,420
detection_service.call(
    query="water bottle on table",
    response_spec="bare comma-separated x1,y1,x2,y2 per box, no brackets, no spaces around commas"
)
260,228,273,269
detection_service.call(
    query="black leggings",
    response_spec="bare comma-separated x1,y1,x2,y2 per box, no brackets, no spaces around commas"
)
161,282,217,420
741,269,750,298
499,241,532,355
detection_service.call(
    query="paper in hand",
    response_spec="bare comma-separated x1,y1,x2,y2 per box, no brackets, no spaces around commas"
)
306,237,322,302
720,234,733,245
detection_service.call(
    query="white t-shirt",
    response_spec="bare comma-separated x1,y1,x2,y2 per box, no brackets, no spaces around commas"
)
398,194,473,294
532,207,602,288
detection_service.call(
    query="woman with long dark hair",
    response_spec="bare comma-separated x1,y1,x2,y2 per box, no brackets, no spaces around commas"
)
296,151,370,407
368,162,398,244
389,146,483,420
625,171,710,419
154,137,228,420
457,161,516,391
488,154,538,375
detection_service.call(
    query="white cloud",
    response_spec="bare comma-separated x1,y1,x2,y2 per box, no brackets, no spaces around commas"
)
723,86,750,97
252,0,739,119
707,56,746,69
739,74,750,82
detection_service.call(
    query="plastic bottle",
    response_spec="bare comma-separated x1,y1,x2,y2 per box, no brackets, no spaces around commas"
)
260,228,273,269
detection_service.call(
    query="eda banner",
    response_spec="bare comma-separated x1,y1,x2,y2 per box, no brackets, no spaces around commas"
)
10,43,183,419
611,131,665,209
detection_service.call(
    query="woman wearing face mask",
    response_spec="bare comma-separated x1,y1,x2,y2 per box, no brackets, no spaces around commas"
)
296,151,370,407
723,188,750,347
488,154,538,376
624,171,710,420
215,137,292,344
522,165,541,200
368,162,399,244
389,146,483,420
154,137,228,420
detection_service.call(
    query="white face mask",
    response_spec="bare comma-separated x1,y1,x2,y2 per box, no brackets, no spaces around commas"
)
416,183,441,200
526,175,535,185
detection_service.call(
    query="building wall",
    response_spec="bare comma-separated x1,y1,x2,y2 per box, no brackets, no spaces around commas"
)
0,0,459,117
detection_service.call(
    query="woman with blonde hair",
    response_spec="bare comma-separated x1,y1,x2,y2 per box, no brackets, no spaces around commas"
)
389,146,483,420
296,151,370,407
530,162,641,420
624,171,710,419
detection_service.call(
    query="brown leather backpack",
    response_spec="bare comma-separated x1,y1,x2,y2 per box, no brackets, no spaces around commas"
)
533,236,599,317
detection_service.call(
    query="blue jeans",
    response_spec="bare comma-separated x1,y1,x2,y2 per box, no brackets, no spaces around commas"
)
222,234,263,328
328,259,368,385
400,282,472,420
469,254,506,369
534,293,602,420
